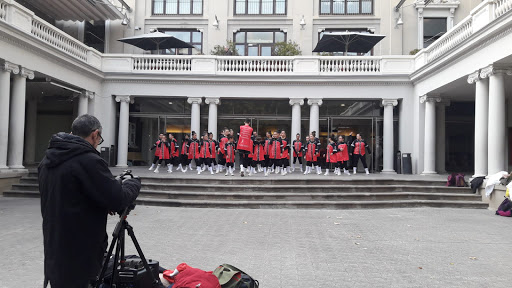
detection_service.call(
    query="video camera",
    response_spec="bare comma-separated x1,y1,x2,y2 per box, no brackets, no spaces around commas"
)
95,170,164,288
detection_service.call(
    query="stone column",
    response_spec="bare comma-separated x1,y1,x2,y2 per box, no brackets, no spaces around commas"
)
435,101,449,174
417,8,424,49
308,99,322,135
290,98,304,141
188,97,202,136
205,97,220,140
7,67,34,170
420,94,441,175
115,95,133,168
382,99,398,174
77,92,88,116
24,95,38,165
469,70,489,177
0,62,19,170
86,91,95,115
481,65,512,175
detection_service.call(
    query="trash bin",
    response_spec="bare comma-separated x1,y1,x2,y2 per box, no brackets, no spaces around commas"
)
109,145,116,167
402,153,412,174
100,147,110,166
396,151,402,174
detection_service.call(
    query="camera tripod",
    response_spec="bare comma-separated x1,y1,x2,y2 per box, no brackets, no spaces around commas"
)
95,171,163,288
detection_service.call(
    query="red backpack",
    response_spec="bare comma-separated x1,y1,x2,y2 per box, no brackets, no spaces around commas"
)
446,173,456,186
455,173,467,187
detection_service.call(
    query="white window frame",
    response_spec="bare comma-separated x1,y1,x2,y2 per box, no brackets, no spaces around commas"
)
415,1,459,49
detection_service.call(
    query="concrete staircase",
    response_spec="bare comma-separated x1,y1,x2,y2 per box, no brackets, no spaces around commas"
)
4,170,487,209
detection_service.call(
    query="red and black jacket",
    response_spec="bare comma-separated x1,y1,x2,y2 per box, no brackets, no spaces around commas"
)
292,140,303,157
224,143,236,163
264,138,271,156
199,140,213,158
187,139,200,159
305,141,319,162
337,142,349,162
151,140,170,160
281,138,290,160
253,141,265,161
170,139,180,157
219,136,228,155
209,140,217,159
326,142,338,163
181,139,190,155
269,138,282,159
351,140,371,156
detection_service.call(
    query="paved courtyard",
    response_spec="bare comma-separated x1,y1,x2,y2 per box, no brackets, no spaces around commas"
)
0,197,509,288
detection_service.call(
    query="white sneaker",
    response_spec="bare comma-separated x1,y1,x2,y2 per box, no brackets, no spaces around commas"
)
365,168,370,175
324,170,329,176
353,167,357,174
225,172,229,176
344,169,351,175
154,165,160,173
149,164,156,171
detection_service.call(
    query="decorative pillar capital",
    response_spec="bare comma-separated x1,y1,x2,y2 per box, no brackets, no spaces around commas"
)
381,99,398,107
115,95,133,104
187,97,202,105
85,91,95,99
19,67,34,80
289,98,305,106
1,61,20,74
480,65,512,79
307,99,323,106
420,95,442,104
204,97,220,105
467,70,481,84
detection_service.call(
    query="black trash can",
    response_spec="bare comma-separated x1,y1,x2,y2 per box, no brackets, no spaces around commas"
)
109,145,116,167
402,153,412,174
396,151,402,174
100,147,110,166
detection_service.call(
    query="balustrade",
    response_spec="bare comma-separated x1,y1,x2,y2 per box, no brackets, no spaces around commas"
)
319,57,381,73
133,56,192,72
217,57,294,73
0,1,6,21
495,0,512,18
426,17,473,63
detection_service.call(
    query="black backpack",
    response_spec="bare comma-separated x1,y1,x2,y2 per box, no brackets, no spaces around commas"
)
213,264,259,288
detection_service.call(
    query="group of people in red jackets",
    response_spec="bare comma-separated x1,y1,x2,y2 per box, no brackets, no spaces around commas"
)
148,119,371,176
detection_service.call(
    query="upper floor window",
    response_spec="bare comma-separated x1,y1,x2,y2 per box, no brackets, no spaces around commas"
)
423,18,447,48
157,30,203,55
153,0,203,15
234,30,286,56
320,0,373,15
235,0,287,15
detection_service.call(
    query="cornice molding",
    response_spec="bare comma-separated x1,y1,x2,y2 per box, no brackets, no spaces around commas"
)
480,65,512,79
467,70,480,84
19,67,34,79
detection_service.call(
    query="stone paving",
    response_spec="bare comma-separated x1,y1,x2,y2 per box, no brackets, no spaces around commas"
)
0,197,509,287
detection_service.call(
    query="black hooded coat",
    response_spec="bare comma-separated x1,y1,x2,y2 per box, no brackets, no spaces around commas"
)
38,133,140,288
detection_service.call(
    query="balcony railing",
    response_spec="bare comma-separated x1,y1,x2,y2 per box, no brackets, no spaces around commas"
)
320,57,380,73
495,0,512,18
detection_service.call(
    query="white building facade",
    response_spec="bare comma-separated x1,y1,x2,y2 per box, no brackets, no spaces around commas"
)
0,0,512,176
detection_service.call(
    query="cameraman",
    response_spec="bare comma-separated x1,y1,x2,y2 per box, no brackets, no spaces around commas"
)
39,114,141,288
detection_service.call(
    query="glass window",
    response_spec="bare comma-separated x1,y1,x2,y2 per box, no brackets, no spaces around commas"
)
152,0,202,15
320,0,373,15
159,30,203,55
247,31,274,43
235,0,287,15
275,32,285,42
235,30,287,56
424,18,447,48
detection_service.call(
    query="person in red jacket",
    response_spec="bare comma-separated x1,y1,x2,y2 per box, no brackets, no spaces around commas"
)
266,131,282,176
324,136,338,176
179,134,191,172
151,135,171,173
263,131,272,174
351,133,371,175
280,131,290,175
148,133,164,171
337,135,351,175
304,134,321,175
197,133,214,175
167,133,180,173
224,135,236,176
292,133,304,173
237,119,253,177
208,132,218,173
217,128,229,173
253,136,265,174
187,132,200,170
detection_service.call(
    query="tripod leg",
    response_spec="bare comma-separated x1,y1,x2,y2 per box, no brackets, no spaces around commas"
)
110,236,122,287
125,223,162,287
96,232,120,288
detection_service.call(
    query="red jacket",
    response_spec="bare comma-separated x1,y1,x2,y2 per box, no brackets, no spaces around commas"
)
219,136,228,155
305,141,318,162
170,139,179,157
237,125,253,152
281,138,290,160
293,140,303,157
352,140,370,156
154,141,170,160
269,138,282,159
337,142,349,162
187,139,200,159
224,143,236,163
209,140,217,159
199,140,213,158
181,139,190,155
264,138,271,156
253,142,265,161
326,143,337,163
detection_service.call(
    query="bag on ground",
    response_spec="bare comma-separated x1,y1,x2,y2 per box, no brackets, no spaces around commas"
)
455,173,467,187
496,198,512,217
446,173,456,186
213,264,259,288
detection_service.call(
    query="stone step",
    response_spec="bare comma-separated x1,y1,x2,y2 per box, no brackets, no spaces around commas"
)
3,190,39,198
140,176,449,186
139,190,480,201
134,198,488,209
10,184,39,191
140,183,472,194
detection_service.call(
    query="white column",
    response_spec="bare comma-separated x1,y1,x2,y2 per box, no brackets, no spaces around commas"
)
77,92,88,116
87,91,95,116
481,65,512,175
205,97,220,140
7,68,34,169
308,99,323,135
382,99,398,174
420,94,441,175
435,101,449,174
115,95,132,168
417,8,424,49
469,70,489,177
0,62,19,170
24,95,38,165
188,97,202,136
290,98,304,140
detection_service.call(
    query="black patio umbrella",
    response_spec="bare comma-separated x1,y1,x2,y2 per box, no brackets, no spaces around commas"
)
118,31,194,54
313,32,385,56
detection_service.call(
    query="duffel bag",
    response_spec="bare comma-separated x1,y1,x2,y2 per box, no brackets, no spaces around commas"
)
213,264,259,288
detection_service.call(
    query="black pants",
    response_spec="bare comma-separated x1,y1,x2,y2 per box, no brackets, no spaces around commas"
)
353,154,368,169
156,158,171,165
198,158,211,167
293,156,303,164
271,158,281,167
282,158,289,168
211,157,217,165
226,162,234,168
338,161,348,170
265,156,271,168
152,156,159,164
239,151,251,168
181,154,190,165
218,153,226,165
